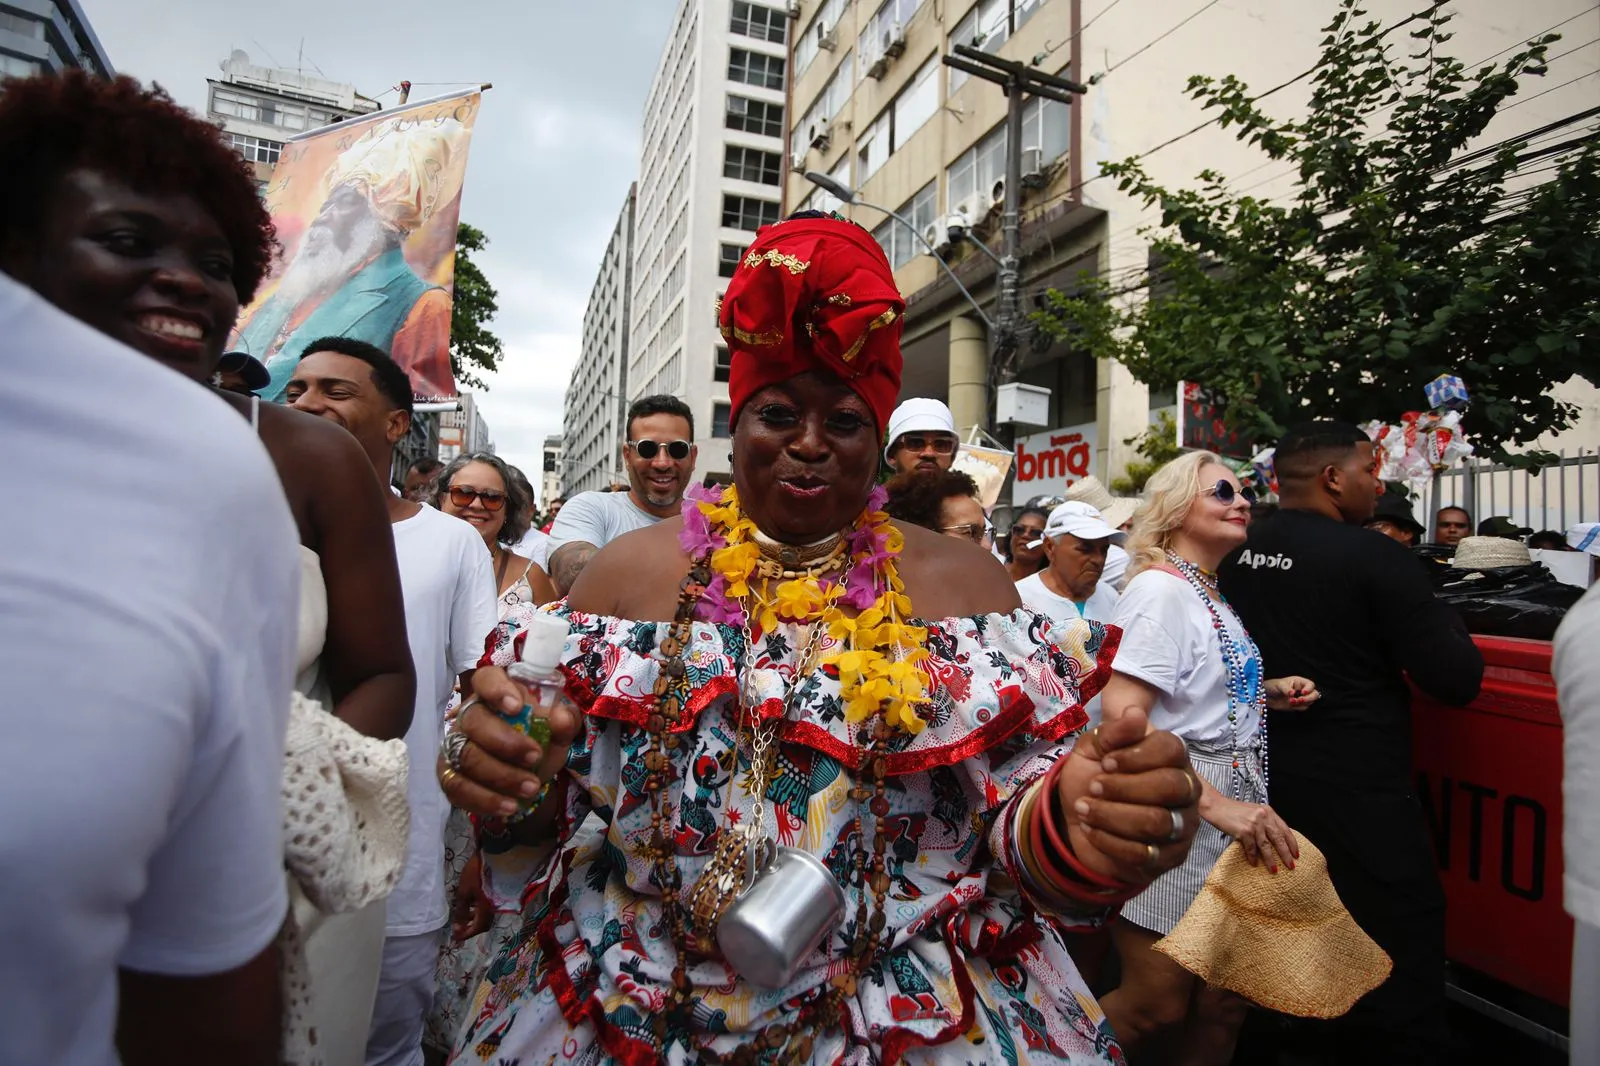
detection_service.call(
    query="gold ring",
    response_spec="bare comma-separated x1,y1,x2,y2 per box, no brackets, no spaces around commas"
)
1144,843,1160,871
440,766,459,789
1187,770,1202,804
1089,725,1102,754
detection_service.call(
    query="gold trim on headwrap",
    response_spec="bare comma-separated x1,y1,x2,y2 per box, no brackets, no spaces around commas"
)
743,249,811,275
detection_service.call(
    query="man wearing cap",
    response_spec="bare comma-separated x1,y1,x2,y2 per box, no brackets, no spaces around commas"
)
884,397,960,476
1017,503,1122,726
1064,475,1137,590
239,118,468,402
1364,494,1426,548
1478,515,1533,541
212,350,270,397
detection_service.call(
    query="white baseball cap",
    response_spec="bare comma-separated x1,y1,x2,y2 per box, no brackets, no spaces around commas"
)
1569,522,1600,555
1030,501,1128,549
884,397,958,461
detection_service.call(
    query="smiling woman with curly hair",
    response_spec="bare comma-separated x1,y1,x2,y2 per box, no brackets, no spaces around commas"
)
0,69,418,1065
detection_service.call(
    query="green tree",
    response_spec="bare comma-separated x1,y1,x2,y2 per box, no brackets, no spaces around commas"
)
1035,1,1600,464
451,222,504,391
1111,411,1183,494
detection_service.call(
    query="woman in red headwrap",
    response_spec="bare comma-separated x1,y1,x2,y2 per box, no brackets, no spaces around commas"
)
434,214,1202,1064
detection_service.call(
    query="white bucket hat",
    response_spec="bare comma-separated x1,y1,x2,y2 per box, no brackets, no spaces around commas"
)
1452,535,1533,570
1030,501,1128,550
884,398,958,462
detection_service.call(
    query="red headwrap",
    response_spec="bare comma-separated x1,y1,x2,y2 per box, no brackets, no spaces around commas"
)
720,214,905,431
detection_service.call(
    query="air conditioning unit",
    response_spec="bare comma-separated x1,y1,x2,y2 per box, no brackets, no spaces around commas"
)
786,1,801,17
807,118,832,150
866,54,890,79
990,177,1007,209
923,221,952,256
817,21,838,50
953,198,981,226
790,147,808,170
884,22,907,58
1021,146,1047,188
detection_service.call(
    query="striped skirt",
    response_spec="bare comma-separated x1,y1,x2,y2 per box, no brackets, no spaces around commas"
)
1120,737,1266,937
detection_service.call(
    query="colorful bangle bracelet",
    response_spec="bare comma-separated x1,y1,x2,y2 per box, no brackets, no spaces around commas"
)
1021,776,1124,905
1036,757,1139,893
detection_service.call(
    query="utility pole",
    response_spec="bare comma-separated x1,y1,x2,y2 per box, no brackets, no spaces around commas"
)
940,45,1086,392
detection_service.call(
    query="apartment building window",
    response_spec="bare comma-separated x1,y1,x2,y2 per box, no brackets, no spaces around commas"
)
726,94,784,138
871,182,938,269
718,243,747,279
712,403,733,438
947,121,1007,214
795,0,846,77
0,11,43,37
722,194,780,231
800,155,853,214
858,0,925,77
724,145,782,186
857,57,939,181
948,0,1042,92
0,53,41,78
212,87,311,132
226,133,284,166
728,47,786,90
731,1,787,44
714,344,733,383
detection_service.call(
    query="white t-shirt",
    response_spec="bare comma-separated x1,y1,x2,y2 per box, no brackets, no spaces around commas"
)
548,489,663,551
1103,544,1130,591
1017,572,1119,725
1557,582,1600,928
0,274,299,1065
389,506,499,936
1110,568,1262,744
512,526,552,569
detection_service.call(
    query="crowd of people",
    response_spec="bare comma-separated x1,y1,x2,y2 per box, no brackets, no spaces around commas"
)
4,67,1599,1066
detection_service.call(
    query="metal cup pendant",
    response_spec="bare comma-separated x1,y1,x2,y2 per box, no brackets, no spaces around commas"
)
716,845,846,989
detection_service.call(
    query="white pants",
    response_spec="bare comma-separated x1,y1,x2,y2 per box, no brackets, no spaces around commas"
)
1575,920,1599,1066
365,928,446,1066
299,895,386,1066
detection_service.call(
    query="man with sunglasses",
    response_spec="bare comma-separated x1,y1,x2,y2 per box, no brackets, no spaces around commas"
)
884,397,960,476
547,395,698,594
1219,421,1483,1066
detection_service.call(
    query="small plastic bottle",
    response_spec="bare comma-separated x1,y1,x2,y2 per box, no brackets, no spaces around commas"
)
503,613,570,749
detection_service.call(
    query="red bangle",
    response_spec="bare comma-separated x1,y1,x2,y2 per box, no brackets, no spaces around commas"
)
1036,757,1136,893
1019,782,1121,906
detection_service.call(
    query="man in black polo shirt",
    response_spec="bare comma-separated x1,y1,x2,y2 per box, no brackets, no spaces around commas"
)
1219,421,1483,1065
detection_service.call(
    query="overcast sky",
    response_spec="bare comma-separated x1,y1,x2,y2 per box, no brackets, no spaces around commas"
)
80,0,674,480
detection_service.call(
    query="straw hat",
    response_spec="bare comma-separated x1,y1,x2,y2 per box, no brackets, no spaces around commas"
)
1154,832,1391,1018
1064,476,1136,530
1452,535,1532,570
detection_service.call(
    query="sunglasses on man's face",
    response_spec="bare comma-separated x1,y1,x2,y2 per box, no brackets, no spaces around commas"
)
628,439,692,461
1202,480,1256,507
448,486,506,511
900,434,957,455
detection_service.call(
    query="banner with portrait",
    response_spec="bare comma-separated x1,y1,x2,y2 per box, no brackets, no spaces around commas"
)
233,89,482,402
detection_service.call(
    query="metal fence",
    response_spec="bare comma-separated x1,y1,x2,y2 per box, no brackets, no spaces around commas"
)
1416,448,1600,540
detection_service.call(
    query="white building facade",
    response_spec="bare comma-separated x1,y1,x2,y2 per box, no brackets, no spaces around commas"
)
562,186,638,496
542,434,565,508
627,0,793,484
206,50,378,192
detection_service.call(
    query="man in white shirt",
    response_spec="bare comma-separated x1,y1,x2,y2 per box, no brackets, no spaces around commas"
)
548,394,698,593
0,274,300,1066
1557,583,1600,1064
286,338,498,1066
1017,501,1123,625
1063,476,1136,590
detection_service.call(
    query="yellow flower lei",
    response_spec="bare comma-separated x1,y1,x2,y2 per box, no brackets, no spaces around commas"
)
699,486,931,736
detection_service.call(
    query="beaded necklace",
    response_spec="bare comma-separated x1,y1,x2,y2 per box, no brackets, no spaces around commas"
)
1163,550,1270,799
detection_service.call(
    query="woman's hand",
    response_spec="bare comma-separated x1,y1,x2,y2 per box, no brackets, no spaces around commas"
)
437,666,581,818
1056,709,1202,887
1264,676,1320,711
1202,796,1299,872
451,850,494,942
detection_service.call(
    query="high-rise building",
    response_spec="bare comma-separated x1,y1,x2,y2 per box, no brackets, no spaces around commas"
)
627,0,791,484
562,185,638,497
206,50,379,192
439,392,493,460
784,0,1600,493
0,0,112,81
542,435,565,508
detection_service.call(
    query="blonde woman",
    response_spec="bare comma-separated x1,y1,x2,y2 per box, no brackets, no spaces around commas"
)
1098,451,1319,1065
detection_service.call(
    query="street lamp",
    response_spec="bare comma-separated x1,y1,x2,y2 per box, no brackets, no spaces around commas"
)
803,171,996,335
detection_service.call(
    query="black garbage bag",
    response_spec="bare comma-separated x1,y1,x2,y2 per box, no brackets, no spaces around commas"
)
1433,563,1584,641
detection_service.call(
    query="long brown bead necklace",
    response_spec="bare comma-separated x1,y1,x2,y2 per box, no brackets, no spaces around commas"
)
645,554,895,1064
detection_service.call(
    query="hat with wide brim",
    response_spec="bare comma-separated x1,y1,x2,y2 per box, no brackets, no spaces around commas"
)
1452,535,1532,570
1154,831,1392,1019
1064,475,1137,530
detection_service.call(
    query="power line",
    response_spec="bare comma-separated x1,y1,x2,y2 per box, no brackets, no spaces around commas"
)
1042,0,1130,60
1502,69,1600,111
1100,0,1225,78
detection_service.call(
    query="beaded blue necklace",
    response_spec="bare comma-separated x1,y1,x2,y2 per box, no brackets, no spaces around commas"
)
1165,550,1269,800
